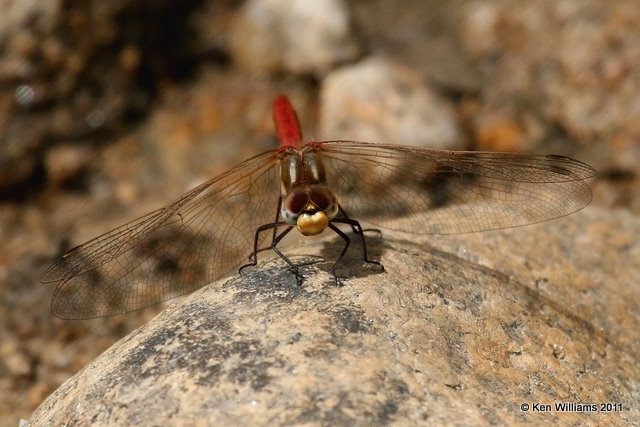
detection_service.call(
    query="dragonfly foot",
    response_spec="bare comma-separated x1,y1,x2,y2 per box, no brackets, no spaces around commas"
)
238,261,257,276
329,267,346,287
289,268,304,286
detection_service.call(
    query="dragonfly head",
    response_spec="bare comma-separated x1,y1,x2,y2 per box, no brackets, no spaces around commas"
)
282,185,339,236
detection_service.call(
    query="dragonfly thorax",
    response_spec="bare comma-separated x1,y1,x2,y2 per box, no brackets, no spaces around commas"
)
279,150,327,193
278,150,339,236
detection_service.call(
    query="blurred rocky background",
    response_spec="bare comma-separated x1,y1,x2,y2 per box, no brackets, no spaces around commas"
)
0,0,638,423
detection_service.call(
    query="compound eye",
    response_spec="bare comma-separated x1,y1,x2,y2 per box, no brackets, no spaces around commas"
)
286,189,309,214
280,189,309,222
309,187,331,209
309,186,338,219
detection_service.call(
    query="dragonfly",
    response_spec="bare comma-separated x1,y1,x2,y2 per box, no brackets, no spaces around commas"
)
41,95,596,319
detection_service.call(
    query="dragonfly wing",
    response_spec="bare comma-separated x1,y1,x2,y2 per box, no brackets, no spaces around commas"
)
318,141,595,234
42,150,281,319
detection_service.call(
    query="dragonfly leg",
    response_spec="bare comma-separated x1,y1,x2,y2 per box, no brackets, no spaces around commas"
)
239,223,303,285
269,196,283,246
327,223,350,286
269,228,304,285
331,217,384,273
337,205,382,237
245,196,289,261
241,221,285,269
242,196,285,267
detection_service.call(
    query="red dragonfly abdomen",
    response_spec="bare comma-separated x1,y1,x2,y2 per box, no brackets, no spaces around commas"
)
273,95,303,148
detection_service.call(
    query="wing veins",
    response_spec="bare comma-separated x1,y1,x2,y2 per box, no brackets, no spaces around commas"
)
41,149,278,284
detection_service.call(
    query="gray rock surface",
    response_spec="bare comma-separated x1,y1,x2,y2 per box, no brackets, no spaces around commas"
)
30,206,639,426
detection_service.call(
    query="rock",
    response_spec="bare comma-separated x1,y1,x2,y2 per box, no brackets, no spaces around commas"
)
231,0,360,75
0,0,208,199
10,0,638,423
43,143,94,188
320,57,462,150
347,0,481,93
460,0,640,160
0,338,32,376
30,206,639,425
457,0,640,215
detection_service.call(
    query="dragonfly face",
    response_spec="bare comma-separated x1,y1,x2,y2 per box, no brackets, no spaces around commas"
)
279,149,339,236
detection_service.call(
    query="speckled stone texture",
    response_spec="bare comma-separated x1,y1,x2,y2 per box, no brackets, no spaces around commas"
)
30,206,639,426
